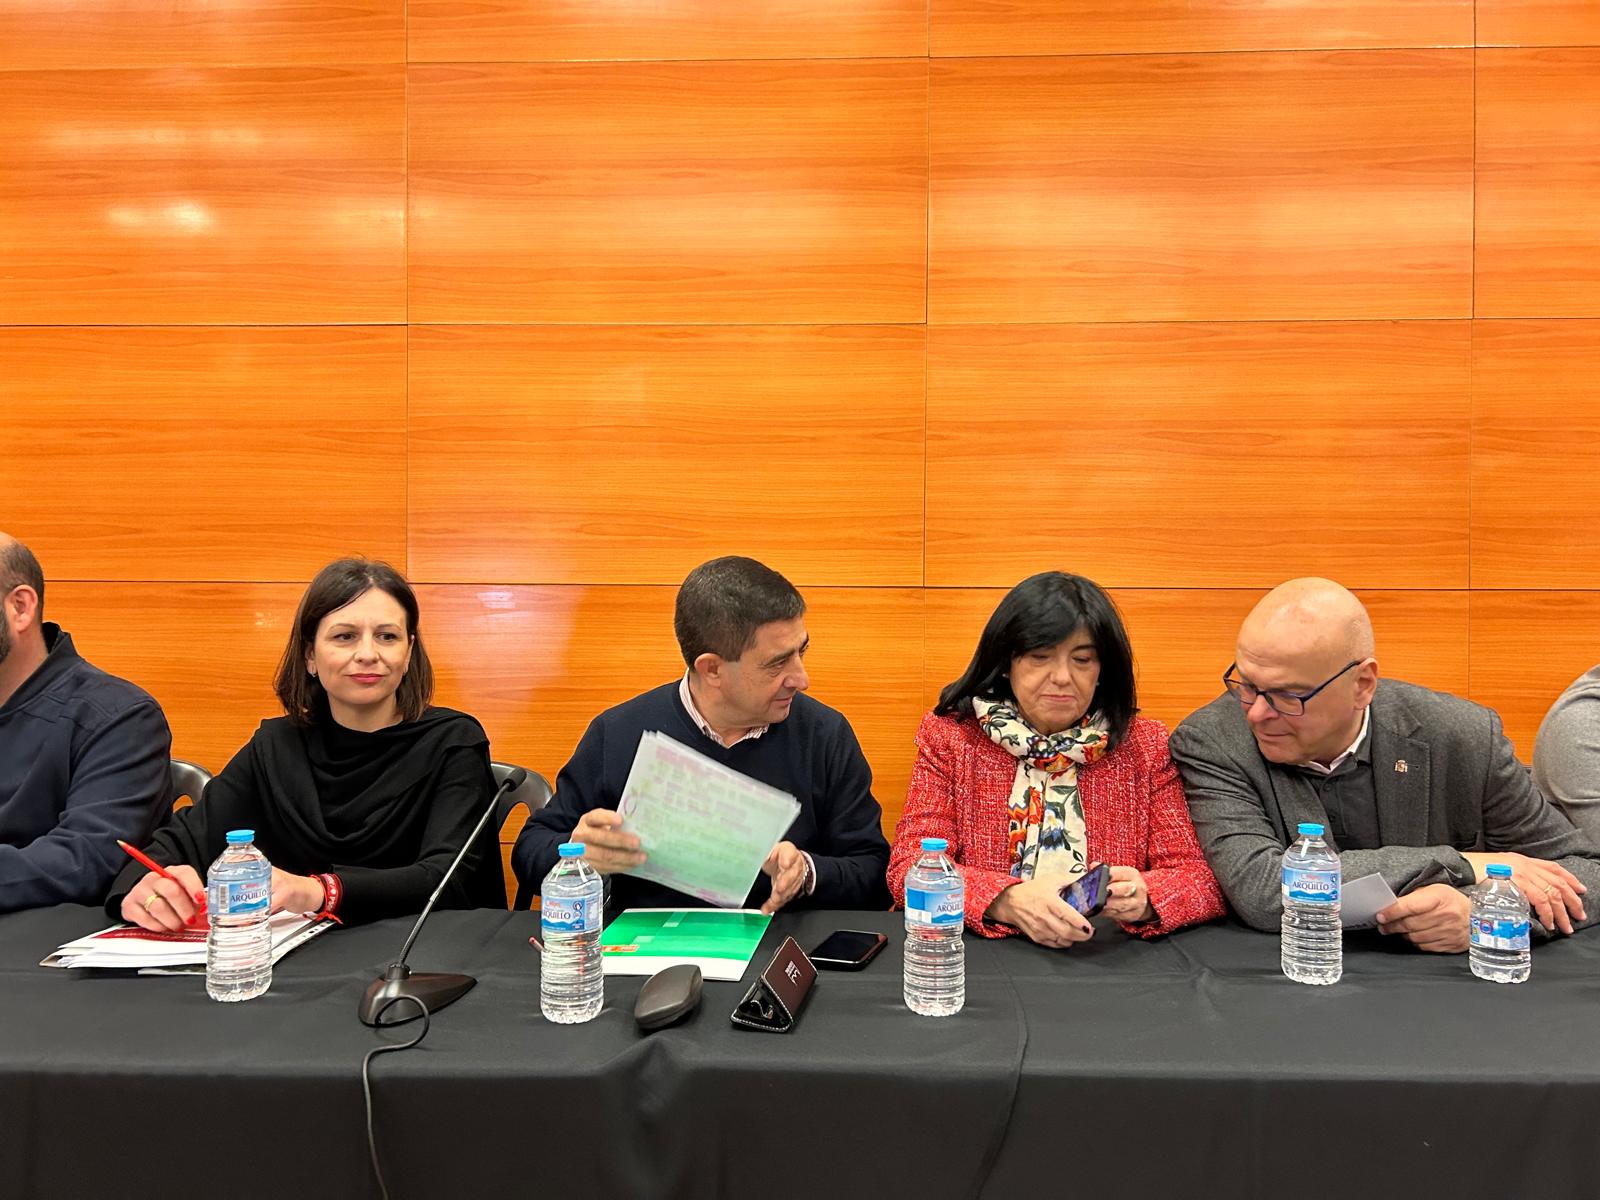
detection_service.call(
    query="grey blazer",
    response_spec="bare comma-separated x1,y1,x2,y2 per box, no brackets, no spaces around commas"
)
1169,678,1600,933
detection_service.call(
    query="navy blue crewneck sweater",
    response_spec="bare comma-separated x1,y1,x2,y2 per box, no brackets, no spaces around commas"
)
513,682,891,912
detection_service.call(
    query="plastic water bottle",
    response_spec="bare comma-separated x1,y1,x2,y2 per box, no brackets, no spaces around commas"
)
541,842,604,1023
1281,822,1342,985
1470,864,1531,984
206,829,273,1002
903,837,965,1016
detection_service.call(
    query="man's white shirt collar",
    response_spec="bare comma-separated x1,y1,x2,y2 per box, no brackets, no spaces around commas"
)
678,672,768,749
1300,707,1371,776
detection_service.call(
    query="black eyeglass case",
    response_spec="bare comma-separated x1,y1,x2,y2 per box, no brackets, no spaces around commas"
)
730,936,816,1034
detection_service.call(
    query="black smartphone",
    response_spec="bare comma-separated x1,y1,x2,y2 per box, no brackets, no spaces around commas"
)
808,930,888,971
1060,863,1111,918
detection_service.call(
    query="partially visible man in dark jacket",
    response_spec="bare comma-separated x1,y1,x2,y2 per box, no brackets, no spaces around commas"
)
0,534,171,912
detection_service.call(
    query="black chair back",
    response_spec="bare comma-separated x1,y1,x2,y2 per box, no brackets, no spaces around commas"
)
168,758,213,811
491,761,552,910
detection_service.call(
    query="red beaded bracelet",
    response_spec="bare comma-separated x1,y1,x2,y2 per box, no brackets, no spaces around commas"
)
312,872,344,925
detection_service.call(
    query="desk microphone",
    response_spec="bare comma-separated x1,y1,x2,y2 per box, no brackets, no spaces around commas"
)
358,767,527,1026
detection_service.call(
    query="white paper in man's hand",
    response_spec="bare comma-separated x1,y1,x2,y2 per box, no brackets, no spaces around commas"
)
616,732,800,908
1341,872,1399,929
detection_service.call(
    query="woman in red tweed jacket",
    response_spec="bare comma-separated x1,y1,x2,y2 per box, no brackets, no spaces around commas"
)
889,572,1225,944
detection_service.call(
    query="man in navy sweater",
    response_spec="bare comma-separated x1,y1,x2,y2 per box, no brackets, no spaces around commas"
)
0,535,171,912
514,556,890,913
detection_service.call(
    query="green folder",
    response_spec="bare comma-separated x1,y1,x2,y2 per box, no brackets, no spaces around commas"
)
600,908,772,982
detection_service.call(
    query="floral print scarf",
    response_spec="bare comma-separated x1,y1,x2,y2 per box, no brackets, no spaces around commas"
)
972,696,1110,884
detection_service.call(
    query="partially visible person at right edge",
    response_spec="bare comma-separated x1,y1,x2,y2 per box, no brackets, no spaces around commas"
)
1534,663,1600,844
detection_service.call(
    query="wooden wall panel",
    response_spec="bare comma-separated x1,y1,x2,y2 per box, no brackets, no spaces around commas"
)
1478,2,1600,47
928,51,1473,323
420,585,925,836
926,322,1471,589
0,0,403,69
407,325,924,586
926,589,1471,738
409,0,927,63
1469,592,1600,758
1476,49,1600,317
930,0,1470,57
0,327,407,581
407,61,927,324
0,67,405,324
1471,320,1600,589
47,584,300,773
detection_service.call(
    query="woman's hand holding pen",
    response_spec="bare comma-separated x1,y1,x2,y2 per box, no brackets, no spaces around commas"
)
124,865,325,932
122,864,206,932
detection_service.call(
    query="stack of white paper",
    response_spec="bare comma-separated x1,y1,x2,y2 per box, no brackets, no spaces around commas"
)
617,731,801,908
40,912,331,973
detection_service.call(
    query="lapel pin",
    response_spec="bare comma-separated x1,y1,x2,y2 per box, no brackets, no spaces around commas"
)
1394,759,1409,774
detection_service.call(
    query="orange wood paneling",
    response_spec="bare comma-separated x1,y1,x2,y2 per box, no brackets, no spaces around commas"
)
928,51,1473,323
926,322,1471,589
931,0,1470,57
420,585,925,837
1476,49,1600,317
407,61,927,324
497,840,520,907
407,325,924,587
0,67,405,324
1471,320,1600,588
47,583,299,772
1469,592,1600,758
0,327,407,580
0,0,403,69
497,805,532,906
925,588,1471,737
409,0,927,63
1478,2,1600,47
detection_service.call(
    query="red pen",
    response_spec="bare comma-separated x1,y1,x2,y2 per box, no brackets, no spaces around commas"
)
117,839,208,924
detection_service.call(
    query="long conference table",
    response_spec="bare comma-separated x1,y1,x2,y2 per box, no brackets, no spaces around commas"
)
2,904,1598,1200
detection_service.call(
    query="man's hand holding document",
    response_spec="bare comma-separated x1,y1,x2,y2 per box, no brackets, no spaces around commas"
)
614,731,801,908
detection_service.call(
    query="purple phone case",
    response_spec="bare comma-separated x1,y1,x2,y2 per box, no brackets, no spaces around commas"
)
1061,865,1110,915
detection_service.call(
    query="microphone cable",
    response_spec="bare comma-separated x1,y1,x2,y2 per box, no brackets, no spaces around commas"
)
361,995,431,1200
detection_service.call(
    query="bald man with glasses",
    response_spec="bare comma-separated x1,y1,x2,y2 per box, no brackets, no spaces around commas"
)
1170,578,1600,952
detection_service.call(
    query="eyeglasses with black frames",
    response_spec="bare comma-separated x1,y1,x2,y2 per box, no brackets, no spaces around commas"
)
1222,659,1363,717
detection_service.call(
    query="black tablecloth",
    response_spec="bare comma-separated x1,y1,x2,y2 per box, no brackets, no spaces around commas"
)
2,905,1597,1200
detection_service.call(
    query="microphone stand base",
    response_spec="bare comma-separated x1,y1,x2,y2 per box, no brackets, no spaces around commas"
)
359,965,476,1026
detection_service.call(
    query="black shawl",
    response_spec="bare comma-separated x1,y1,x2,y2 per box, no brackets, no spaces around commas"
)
106,701,504,924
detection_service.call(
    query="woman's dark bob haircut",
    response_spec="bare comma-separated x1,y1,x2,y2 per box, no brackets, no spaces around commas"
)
274,558,433,727
936,571,1138,750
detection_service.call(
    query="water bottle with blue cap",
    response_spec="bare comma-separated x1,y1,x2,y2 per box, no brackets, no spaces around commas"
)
206,828,273,1002
903,837,964,1015
1281,822,1341,985
541,841,605,1023
1470,863,1531,984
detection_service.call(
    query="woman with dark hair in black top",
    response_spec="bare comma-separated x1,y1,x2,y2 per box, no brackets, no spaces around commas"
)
109,558,503,930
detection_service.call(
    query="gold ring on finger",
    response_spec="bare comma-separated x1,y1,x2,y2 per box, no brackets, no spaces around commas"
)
142,894,161,912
